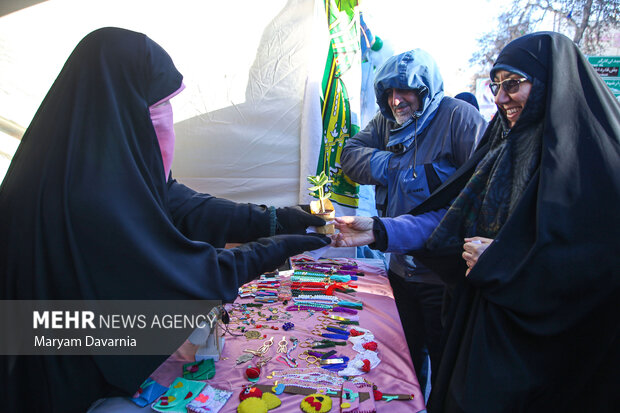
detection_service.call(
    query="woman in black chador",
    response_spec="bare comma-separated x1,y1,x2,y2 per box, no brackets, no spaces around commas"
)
0,27,329,411
415,32,620,412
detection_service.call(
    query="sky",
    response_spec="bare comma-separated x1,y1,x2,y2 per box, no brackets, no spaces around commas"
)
361,0,509,96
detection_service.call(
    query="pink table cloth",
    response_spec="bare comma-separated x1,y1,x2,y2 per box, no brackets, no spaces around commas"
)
149,259,426,412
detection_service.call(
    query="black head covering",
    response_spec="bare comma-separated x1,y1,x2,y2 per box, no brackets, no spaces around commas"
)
426,33,549,250
0,27,330,412
490,32,549,82
409,32,620,411
454,92,479,111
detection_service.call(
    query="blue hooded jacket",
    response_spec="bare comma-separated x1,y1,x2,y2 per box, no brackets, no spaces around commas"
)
374,49,444,148
341,49,487,281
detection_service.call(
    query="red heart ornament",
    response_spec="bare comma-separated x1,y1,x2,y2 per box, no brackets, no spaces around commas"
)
361,359,371,372
362,341,378,351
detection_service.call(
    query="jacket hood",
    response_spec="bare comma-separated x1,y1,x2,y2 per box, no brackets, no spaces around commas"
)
374,49,444,137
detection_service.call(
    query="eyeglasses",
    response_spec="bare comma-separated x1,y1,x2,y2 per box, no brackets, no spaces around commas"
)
489,78,528,96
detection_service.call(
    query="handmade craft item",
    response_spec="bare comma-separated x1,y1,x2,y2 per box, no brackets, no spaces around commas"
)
301,393,333,413
151,378,206,412
337,327,381,377
340,381,376,413
253,383,414,403
239,386,263,401
266,368,345,392
236,353,254,365
244,336,274,357
130,378,168,407
246,365,261,383
182,358,215,381
186,385,233,413
237,392,281,413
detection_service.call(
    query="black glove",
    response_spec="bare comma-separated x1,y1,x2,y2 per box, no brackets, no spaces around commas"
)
272,233,332,256
275,206,327,235
253,233,332,274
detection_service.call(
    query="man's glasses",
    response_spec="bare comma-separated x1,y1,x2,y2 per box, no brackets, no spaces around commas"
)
489,78,528,96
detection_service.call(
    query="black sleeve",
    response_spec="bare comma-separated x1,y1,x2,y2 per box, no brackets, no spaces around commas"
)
166,179,270,246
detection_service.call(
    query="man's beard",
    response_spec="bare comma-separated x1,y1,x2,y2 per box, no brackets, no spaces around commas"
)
394,111,413,126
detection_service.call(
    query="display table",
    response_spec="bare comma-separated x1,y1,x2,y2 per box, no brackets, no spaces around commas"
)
91,258,426,413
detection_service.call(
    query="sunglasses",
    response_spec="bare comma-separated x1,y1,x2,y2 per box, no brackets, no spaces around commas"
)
489,78,528,96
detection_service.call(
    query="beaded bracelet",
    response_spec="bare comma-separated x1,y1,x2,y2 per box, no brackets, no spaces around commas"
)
286,304,331,311
276,354,297,368
292,301,333,310
294,295,338,302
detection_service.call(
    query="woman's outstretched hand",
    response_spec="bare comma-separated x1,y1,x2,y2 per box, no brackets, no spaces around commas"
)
332,216,375,247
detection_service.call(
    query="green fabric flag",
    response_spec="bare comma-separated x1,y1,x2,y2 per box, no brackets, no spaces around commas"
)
314,0,361,209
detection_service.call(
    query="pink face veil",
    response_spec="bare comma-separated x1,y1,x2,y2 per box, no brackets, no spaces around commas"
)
149,83,185,181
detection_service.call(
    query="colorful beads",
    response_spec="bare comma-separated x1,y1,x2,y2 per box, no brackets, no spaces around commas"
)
282,322,294,331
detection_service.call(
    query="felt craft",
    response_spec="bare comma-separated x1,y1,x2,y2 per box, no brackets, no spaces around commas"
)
239,386,263,401
254,383,413,403
237,353,255,364
272,383,286,395
151,378,206,412
340,381,359,412
261,392,282,409
237,397,268,413
130,378,168,407
237,392,282,413
301,393,333,412
341,381,376,413
186,385,233,413
183,358,216,381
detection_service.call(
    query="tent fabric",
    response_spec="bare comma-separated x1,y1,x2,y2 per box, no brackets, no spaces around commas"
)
0,0,320,207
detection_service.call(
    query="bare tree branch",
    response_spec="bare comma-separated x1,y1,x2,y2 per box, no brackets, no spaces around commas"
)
471,0,620,73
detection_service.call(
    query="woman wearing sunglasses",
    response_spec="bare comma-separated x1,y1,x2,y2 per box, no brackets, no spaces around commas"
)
335,31,619,411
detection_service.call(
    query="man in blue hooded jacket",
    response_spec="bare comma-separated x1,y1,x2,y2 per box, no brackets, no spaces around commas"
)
340,49,486,392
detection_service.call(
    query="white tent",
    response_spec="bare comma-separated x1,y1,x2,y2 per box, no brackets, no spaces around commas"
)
9,0,361,202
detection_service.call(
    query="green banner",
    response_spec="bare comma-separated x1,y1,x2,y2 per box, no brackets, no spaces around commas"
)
314,0,360,208
588,56,620,101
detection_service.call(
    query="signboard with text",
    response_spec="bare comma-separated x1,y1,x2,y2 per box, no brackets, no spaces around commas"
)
588,56,620,102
